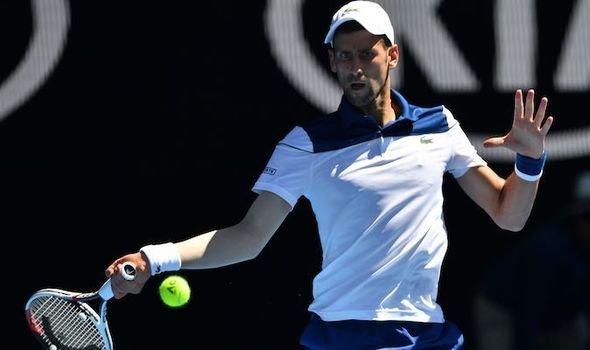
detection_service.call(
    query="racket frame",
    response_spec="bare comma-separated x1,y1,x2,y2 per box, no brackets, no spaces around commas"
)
24,262,135,350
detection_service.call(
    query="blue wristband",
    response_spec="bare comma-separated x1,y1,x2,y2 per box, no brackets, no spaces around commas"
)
514,151,547,181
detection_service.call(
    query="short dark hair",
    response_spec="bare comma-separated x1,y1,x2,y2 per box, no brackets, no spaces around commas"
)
333,21,392,47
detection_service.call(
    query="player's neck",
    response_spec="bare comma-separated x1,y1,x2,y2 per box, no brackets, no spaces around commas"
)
362,93,397,127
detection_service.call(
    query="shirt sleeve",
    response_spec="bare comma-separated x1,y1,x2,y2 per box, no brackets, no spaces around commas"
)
252,126,314,208
443,107,487,178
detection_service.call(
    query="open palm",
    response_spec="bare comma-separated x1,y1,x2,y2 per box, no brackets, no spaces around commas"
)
483,89,553,158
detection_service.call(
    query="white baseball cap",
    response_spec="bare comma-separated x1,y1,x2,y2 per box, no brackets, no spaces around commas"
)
324,1,395,46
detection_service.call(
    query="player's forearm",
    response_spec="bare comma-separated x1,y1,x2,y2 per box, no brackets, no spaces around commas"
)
139,191,290,275
175,226,264,269
493,172,539,231
138,226,265,276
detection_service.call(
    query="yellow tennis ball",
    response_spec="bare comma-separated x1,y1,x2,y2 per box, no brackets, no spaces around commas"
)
159,275,191,308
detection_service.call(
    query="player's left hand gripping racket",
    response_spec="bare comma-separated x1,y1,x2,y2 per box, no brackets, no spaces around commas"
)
24,262,136,350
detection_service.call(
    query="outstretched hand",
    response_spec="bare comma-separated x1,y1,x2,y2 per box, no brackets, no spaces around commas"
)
483,89,553,158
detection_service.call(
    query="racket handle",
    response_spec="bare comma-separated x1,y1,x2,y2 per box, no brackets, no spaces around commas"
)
99,262,137,300
120,262,137,281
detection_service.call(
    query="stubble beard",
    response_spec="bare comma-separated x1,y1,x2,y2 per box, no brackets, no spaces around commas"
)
344,86,373,108
343,77,390,109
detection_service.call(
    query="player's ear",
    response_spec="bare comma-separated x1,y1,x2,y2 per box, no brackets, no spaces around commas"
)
388,44,399,68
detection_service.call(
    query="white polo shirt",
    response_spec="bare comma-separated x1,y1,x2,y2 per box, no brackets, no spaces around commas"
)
253,90,486,323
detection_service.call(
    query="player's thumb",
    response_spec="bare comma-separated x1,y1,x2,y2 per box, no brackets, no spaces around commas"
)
482,136,505,148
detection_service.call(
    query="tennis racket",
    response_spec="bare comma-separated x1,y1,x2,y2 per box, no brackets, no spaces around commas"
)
24,262,136,350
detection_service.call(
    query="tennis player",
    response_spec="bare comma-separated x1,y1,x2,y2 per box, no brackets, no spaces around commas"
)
105,1,553,349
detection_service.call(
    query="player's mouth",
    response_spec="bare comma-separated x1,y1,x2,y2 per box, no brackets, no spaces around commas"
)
349,82,366,90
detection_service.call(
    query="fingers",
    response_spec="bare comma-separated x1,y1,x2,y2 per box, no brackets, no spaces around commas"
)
514,89,524,120
524,89,535,120
527,91,553,134
111,273,145,299
106,253,151,299
534,96,548,128
105,261,131,298
104,257,126,277
104,262,120,278
516,88,553,128
540,115,554,135
508,88,554,156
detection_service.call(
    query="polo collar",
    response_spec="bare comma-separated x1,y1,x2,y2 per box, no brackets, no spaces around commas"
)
338,89,415,131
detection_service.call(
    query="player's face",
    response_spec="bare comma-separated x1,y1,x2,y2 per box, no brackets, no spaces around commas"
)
329,30,398,108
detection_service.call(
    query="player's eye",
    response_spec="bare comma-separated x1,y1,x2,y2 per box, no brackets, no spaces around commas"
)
336,51,353,61
359,50,376,60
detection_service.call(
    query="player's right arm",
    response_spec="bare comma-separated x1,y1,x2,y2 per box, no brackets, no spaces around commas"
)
106,190,291,298
177,190,292,268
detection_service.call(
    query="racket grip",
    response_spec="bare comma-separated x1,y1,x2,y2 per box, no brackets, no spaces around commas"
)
99,262,137,300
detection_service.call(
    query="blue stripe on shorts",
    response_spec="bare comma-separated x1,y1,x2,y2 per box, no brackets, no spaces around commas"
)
300,312,464,350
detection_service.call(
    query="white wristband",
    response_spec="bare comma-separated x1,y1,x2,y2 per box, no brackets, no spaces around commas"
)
514,165,543,181
140,242,182,275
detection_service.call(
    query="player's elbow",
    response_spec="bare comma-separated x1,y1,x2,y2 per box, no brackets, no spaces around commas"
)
235,224,274,261
239,241,266,261
498,222,526,232
244,247,265,261
493,216,528,232
487,204,531,232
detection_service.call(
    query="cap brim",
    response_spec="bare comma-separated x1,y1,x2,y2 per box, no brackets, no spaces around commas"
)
324,17,356,44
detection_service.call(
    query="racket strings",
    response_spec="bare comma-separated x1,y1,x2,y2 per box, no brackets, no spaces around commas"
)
29,295,107,350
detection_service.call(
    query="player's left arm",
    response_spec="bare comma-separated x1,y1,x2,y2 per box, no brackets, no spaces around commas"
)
456,89,553,231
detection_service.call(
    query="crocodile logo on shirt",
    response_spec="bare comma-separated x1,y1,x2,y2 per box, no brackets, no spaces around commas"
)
420,136,433,144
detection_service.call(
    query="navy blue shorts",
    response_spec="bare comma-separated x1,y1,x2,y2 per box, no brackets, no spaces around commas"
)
300,313,464,350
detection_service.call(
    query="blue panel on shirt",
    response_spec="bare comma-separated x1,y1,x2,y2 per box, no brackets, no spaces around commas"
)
301,90,449,153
